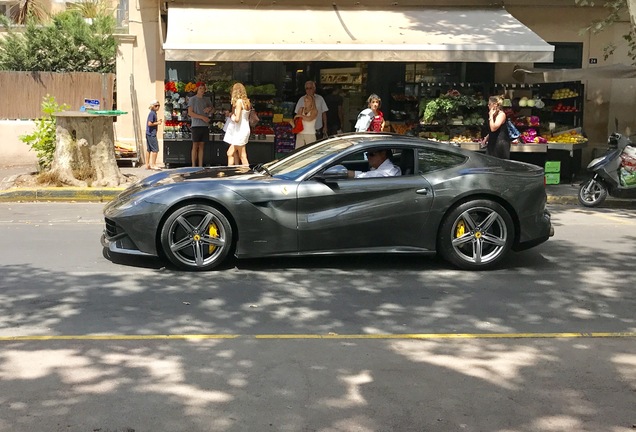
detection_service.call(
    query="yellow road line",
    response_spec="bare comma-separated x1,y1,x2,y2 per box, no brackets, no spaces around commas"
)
596,213,636,225
1,332,635,342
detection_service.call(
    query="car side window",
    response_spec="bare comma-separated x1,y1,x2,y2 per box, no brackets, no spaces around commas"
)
339,150,369,172
417,148,467,174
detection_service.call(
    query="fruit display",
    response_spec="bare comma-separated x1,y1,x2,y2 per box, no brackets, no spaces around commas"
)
553,102,578,112
551,88,579,99
251,125,274,135
520,129,547,144
419,131,449,141
547,130,586,143
450,133,478,143
390,123,415,134
513,116,540,127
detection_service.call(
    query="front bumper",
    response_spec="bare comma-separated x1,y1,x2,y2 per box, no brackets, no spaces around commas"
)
101,230,156,257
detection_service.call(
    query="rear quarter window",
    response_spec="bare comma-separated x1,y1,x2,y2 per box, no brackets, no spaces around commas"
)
418,148,467,174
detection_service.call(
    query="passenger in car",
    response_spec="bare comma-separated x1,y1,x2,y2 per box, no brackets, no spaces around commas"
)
348,149,401,178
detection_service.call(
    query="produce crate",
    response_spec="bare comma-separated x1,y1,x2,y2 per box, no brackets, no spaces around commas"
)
545,173,560,185
544,161,561,173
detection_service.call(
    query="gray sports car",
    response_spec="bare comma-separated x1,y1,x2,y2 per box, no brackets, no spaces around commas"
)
102,133,553,271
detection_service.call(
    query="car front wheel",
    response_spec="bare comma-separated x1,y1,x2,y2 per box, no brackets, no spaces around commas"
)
160,203,233,271
438,200,514,270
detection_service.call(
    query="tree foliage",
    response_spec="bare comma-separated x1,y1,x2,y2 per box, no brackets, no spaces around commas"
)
20,95,70,170
576,0,636,63
68,0,114,20
0,10,116,72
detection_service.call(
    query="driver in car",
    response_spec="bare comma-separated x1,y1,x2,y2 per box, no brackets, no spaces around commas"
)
348,149,401,178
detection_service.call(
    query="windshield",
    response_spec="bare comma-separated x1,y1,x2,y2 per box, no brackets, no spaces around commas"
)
266,137,355,179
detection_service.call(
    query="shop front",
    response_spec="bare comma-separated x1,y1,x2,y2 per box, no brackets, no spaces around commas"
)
160,5,556,168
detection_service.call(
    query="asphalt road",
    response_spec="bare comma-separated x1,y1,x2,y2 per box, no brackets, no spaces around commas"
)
0,203,634,432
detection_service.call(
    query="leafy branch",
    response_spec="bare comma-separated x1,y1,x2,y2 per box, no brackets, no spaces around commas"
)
575,0,636,64
20,95,70,170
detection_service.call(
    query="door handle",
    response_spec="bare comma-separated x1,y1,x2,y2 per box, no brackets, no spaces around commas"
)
415,188,429,195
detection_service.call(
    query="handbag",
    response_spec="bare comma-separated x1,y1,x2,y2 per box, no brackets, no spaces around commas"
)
249,109,259,128
291,116,304,134
507,120,521,140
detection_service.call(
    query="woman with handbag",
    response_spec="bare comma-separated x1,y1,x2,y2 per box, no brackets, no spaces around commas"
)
294,94,318,149
486,96,511,159
223,82,251,166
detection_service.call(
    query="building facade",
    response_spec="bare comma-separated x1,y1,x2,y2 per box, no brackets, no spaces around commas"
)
2,0,635,167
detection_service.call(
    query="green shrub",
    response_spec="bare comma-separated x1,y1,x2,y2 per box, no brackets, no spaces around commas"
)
20,95,70,170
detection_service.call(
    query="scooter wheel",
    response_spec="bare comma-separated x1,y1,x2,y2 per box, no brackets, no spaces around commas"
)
578,178,607,207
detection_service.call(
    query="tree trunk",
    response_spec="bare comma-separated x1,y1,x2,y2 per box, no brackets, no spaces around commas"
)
50,112,128,187
629,0,636,30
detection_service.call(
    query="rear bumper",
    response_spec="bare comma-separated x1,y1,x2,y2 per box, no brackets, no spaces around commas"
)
513,209,553,252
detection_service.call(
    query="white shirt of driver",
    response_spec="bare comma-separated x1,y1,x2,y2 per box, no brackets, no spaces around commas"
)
355,158,401,178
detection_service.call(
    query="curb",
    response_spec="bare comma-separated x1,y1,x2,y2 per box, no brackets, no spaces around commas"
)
546,195,636,208
0,187,122,203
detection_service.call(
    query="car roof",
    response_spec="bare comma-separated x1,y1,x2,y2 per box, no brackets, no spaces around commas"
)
333,132,472,156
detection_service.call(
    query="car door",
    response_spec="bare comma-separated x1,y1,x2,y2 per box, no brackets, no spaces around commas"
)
295,150,435,253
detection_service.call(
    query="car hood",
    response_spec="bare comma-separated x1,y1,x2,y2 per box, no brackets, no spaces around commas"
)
111,166,276,204
144,166,265,185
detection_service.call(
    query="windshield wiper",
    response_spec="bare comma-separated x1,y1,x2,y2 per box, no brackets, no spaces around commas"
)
253,163,272,176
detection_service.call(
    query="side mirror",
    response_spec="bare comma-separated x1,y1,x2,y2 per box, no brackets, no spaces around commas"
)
317,165,349,181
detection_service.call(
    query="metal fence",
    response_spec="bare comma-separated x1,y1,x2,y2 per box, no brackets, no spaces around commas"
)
0,71,115,119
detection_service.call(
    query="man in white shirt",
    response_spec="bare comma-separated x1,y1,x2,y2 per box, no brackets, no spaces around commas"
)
295,81,328,138
348,149,401,178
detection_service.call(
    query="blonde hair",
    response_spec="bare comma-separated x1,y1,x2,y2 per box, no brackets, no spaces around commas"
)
230,82,251,110
488,96,503,108
303,94,316,114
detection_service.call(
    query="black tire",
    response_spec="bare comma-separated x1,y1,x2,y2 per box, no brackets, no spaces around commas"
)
438,199,514,270
578,178,608,207
160,203,233,271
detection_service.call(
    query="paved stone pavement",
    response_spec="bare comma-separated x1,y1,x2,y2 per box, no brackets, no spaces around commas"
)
0,163,634,208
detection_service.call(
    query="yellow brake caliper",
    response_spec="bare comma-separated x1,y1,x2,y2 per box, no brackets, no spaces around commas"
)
455,220,465,238
208,223,218,253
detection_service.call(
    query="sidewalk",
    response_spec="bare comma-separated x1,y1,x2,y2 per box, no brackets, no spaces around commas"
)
0,163,634,208
0,163,155,203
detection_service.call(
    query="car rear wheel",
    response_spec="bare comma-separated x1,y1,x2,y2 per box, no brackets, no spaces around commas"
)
160,203,232,271
438,200,513,270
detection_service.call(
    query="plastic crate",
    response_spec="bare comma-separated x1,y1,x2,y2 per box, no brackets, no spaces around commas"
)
545,173,560,185
545,161,561,173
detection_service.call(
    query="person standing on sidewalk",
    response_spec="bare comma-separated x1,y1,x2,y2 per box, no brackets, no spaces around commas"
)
145,99,162,170
486,95,511,159
188,83,214,167
355,94,385,133
295,81,328,139
223,82,251,166
294,94,318,149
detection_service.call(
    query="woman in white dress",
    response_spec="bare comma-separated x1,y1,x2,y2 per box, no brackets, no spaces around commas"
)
223,82,251,166
294,94,318,149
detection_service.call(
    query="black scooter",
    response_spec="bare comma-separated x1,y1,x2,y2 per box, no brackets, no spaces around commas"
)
578,132,636,207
